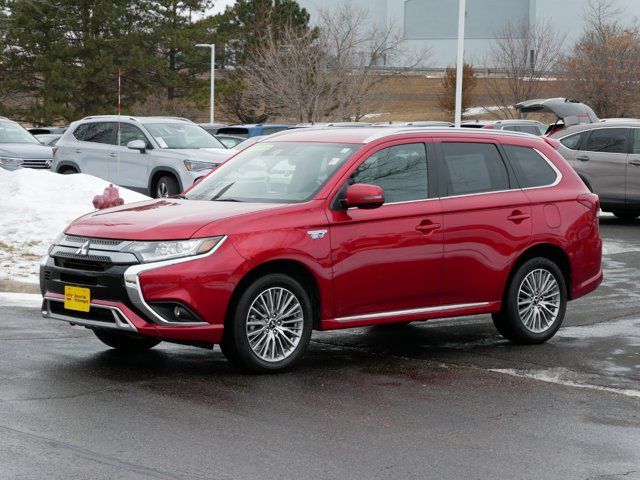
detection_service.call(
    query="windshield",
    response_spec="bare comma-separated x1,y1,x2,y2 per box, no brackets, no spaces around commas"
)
186,142,360,203
0,122,41,144
143,123,224,149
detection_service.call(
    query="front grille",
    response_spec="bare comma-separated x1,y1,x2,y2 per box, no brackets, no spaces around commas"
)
60,272,98,286
21,158,50,169
63,236,123,247
54,257,109,272
49,300,116,324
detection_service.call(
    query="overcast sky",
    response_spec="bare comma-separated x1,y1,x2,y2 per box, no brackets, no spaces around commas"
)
212,0,236,14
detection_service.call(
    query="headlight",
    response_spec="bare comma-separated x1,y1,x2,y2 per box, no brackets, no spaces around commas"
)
0,157,23,167
122,236,224,263
184,159,217,172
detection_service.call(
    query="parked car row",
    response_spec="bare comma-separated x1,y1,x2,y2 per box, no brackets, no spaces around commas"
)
0,116,53,169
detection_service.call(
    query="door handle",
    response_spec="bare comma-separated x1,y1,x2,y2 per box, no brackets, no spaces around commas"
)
507,211,530,223
630,159,640,166
416,220,441,234
108,152,118,157
74,149,82,154
576,155,590,162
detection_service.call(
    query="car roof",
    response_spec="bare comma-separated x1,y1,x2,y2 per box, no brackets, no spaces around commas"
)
225,124,293,129
461,119,543,126
264,126,544,144
81,115,193,124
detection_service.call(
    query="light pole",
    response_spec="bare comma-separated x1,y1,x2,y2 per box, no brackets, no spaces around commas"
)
454,0,466,128
196,43,215,124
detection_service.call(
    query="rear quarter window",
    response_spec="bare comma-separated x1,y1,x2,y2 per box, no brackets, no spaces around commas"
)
559,132,583,150
503,145,558,188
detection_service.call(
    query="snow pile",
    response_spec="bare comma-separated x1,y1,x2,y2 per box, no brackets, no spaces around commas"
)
0,168,149,284
463,106,503,117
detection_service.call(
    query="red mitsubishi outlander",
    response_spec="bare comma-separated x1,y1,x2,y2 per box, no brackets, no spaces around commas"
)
40,128,602,372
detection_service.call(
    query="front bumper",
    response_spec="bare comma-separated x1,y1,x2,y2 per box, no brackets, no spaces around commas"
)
39,237,237,345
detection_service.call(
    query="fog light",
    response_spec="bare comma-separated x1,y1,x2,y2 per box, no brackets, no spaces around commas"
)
149,302,201,323
173,305,192,321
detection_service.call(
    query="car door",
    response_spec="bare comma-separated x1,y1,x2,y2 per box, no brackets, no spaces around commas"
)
577,127,628,207
626,128,640,209
437,140,532,306
79,122,117,182
114,123,151,191
328,141,443,320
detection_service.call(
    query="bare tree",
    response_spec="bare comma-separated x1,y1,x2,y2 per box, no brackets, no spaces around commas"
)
562,0,640,118
484,18,565,118
240,3,429,123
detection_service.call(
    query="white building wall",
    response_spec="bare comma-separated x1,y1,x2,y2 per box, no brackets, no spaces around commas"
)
297,0,640,68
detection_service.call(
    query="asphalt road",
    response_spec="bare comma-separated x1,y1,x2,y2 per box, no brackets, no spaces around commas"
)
1,217,639,480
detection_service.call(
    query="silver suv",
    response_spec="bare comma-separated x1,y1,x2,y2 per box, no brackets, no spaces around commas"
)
53,116,234,197
0,116,53,170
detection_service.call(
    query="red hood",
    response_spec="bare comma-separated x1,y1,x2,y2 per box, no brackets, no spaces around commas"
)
65,199,285,240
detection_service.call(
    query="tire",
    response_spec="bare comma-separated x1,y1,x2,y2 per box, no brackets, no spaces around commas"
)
612,210,639,221
492,257,567,344
154,175,180,198
59,167,78,175
93,329,161,352
221,273,313,373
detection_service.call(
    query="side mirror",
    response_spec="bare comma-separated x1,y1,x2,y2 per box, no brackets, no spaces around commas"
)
127,139,146,153
343,183,385,209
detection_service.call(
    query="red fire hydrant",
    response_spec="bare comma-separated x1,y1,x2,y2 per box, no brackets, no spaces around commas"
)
92,184,124,210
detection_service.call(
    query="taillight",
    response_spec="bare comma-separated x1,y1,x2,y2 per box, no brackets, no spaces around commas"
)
577,192,599,213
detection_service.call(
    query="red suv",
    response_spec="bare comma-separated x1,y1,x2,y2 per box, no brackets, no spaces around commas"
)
40,128,603,372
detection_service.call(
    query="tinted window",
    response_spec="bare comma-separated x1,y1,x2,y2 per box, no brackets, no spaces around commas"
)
503,145,557,188
80,122,116,145
119,123,150,147
502,125,520,132
72,124,88,141
632,129,640,154
519,125,542,136
350,143,428,203
560,132,582,150
585,128,627,153
441,142,509,196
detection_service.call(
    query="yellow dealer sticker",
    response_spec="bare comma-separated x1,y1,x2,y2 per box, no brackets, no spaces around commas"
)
64,286,91,312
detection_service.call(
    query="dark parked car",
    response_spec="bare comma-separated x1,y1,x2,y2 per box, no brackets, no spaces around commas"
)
461,119,546,135
549,120,640,220
216,124,293,138
28,126,68,135
41,127,602,372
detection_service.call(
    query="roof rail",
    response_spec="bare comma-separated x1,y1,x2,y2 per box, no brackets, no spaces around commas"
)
362,127,539,143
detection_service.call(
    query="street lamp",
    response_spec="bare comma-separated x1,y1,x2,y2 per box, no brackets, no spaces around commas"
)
196,43,215,124
454,0,466,128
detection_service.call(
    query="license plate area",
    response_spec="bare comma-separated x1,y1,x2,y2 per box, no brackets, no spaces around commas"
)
64,286,91,312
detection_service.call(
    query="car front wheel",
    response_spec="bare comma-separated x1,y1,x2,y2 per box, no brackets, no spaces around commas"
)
221,273,313,372
155,175,180,198
492,257,567,344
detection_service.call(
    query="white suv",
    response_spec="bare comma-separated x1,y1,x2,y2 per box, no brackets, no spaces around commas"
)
53,116,234,197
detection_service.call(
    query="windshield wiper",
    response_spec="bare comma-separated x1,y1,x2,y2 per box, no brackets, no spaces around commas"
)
210,182,235,201
213,198,242,202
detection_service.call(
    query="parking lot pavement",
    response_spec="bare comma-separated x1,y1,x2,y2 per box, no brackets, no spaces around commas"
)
1,217,639,480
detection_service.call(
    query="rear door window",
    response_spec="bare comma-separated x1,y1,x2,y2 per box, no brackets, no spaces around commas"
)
503,145,558,188
81,122,117,145
441,142,510,196
350,143,428,203
584,128,628,153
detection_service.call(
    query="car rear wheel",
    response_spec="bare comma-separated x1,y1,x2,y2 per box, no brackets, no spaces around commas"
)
93,329,161,352
492,257,567,344
612,210,639,221
221,273,313,373
155,175,180,198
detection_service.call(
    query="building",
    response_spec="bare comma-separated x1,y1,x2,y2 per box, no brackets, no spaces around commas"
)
296,0,640,68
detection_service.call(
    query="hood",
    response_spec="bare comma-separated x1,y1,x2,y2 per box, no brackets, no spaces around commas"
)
65,198,284,240
515,98,599,126
178,148,234,164
0,143,53,159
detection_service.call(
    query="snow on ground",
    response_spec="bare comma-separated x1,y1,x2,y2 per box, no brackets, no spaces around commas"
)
0,168,149,285
463,105,503,117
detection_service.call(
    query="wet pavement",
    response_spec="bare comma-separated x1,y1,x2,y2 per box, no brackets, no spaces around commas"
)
1,216,639,479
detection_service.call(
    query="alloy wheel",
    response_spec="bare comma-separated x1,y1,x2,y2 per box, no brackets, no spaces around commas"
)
517,268,561,334
245,287,304,362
